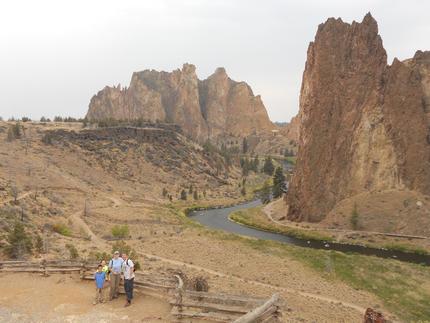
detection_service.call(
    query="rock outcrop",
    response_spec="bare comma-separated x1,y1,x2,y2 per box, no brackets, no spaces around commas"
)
87,64,274,142
287,13,430,222
279,115,300,144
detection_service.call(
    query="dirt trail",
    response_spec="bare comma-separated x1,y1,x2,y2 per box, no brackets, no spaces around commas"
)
0,190,34,206
263,199,429,240
142,254,367,314
65,193,372,316
68,211,104,247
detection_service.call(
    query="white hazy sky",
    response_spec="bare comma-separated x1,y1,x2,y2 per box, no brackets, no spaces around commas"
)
1,0,429,122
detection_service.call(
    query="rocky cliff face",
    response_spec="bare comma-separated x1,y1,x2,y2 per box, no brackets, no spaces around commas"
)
287,13,430,222
279,115,300,144
86,64,274,142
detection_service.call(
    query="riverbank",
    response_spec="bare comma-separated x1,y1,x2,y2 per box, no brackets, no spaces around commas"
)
234,199,430,257
180,199,430,321
181,204,430,321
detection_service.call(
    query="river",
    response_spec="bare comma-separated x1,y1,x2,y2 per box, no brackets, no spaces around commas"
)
189,200,430,266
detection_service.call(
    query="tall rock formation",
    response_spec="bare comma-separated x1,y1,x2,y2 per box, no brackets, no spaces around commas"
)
287,13,430,222
86,64,274,141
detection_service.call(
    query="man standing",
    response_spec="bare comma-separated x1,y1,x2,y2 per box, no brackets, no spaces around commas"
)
108,251,123,300
122,253,135,307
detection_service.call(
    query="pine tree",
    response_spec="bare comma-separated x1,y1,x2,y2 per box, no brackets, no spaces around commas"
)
272,167,286,198
193,190,198,200
262,157,275,175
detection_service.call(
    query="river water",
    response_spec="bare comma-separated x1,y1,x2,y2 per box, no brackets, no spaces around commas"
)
189,200,430,266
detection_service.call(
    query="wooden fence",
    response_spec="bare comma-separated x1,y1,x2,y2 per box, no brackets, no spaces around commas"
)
172,275,282,322
0,260,282,322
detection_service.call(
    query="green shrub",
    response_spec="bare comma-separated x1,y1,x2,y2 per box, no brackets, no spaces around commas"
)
65,243,79,259
111,240,141,270
180,189,187,200
34,234,44,254
350,203,359,230
5,222,33,259
52,223,72,236
111,225,129,239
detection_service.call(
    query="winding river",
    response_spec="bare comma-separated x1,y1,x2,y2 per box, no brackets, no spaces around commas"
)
189,200,430,266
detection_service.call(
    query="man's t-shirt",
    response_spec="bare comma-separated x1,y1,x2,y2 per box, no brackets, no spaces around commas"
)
109,257,124,274
94,271,106,288
122,259,135,280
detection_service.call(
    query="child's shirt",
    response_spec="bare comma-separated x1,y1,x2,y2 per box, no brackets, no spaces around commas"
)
102,265,109,279
94,271,106,288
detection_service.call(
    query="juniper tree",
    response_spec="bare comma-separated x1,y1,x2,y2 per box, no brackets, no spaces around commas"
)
262,157,274,176
180,189,187,200
5,222,33,259
272,166,286,198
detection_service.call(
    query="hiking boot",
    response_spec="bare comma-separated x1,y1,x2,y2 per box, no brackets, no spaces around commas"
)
124,301,131,307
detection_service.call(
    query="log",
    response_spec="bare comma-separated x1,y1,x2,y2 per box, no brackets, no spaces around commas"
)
170,309,236,322
233,294,279,323
183,290,264,307
257,305,279,322
168,300,249,314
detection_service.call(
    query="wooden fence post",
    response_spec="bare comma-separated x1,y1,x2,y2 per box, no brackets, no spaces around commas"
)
80,261,86,280
174,274,184,319
41,259,48,277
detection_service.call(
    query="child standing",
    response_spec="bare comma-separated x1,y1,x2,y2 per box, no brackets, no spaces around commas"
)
94,264,106,305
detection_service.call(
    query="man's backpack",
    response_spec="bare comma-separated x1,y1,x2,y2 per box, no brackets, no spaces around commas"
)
125,258,136,272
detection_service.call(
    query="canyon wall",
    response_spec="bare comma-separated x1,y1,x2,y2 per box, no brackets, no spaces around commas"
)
287,13,430,222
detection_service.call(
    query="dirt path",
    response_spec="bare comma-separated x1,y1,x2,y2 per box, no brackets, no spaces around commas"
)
68,210,104,247
143,253,367,314
0,190,34,206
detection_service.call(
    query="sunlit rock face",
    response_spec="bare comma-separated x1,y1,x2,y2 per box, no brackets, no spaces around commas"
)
287,13,430,222
87,64,274,142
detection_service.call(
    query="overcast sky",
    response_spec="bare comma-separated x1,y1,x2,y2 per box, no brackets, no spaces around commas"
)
0,0,429,122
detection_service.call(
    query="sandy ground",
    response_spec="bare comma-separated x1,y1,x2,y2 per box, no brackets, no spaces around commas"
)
0,273,171,323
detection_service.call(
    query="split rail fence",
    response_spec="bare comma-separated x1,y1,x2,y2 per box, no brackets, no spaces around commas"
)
0,260,282,322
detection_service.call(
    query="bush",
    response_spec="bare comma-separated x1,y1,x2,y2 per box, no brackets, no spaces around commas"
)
42,133,53,145
21,117,31,122
350,203,359,230
65,243,79,259
111,225,129,239
6,122,22,141
5,222,33,259
111,240,141,270
88,250,111,262
272,166,286,198
162,187,168,198
180,189,187,200
260,182,272,204
34,234,44,254
52,223,72,236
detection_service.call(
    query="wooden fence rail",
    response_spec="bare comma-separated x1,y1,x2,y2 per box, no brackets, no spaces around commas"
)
171,275,282,322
